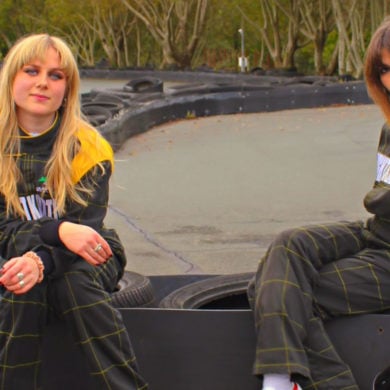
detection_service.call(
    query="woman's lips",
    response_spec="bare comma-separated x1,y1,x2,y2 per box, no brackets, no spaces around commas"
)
31,94,49,102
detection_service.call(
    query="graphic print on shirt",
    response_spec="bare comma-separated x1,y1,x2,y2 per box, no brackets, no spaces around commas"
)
376,152,390,185
19,176,58,220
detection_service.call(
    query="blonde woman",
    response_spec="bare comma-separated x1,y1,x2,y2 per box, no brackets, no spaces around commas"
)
248,18,390,390
0,34,147,389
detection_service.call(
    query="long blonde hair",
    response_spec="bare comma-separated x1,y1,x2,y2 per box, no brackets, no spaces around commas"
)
0,33,98,217
365,18,390,122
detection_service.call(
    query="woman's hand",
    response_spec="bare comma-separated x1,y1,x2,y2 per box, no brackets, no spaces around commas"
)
58,221,112,266
0,255,41,294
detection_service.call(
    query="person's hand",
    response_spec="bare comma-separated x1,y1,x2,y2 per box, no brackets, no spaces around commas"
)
58,221,112,266
0,255,41,294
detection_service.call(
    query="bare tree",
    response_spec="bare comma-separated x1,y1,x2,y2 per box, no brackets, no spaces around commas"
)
65,24,99,67
297,0,334,74
34,0,100,66
370,0,389,34
273,0,303,69
238,0,304,70
256,0,283,68
45,18,98,67
331,0,367,78
79,1,138,68
120,0,210,69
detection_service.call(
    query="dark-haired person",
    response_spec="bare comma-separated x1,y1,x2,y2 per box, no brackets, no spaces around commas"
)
248,18,390,390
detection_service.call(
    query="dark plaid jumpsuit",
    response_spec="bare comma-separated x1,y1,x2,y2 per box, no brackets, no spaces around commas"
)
248,122,390,389
0,119,147,389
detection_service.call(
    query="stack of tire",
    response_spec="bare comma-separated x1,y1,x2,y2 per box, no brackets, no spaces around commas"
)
81,77,164,127
112,271,254,310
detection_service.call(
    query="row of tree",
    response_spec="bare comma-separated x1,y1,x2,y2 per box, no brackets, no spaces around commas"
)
0,0,389,77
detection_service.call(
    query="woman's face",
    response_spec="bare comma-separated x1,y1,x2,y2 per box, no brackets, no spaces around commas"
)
12,47,67,130
380,48,390,91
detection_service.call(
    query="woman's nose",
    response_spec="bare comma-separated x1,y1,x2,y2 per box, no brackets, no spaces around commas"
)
36,74,48,88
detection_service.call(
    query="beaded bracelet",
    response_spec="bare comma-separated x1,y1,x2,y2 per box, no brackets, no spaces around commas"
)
24,251,45,283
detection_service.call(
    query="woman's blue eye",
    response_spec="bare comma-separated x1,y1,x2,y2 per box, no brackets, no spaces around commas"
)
49,73,63,80
24,68,37,75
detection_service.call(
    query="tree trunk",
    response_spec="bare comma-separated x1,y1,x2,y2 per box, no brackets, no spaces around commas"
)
121,0,210,69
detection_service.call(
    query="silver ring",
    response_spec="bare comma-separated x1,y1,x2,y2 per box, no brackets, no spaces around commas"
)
17,272,24,281
19,280,25,287
94,243,103,253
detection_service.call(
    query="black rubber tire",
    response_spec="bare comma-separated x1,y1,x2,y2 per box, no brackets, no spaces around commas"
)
159,272,254,309
373,365,390,390
82,101,124,115
92,92,129,107
81,104,112,125
124,77,164,93
93,92,124,101
250,66,265,75
111,271,155,308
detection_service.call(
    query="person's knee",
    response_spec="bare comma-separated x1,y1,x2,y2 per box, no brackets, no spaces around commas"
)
254,226,318,286
272,227,306,247
2,282,47,302
49,269,104,312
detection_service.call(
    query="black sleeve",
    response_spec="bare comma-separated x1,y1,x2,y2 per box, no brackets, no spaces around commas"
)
0,161,112,278
364,124,390,218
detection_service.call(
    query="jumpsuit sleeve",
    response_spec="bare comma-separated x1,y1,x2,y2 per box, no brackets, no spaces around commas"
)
0,196,54,260
39,160,121,277
41,161,112,234
364,123,390,218
363,183,390,217
0,161,114,278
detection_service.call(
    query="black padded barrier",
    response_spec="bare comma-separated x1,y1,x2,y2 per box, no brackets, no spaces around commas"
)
39,275,390,390
41,308,390,390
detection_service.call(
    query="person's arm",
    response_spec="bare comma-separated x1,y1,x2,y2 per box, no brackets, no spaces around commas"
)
364,124,390,218
0,161,113,280
0,200,54,263
38,160,114,270
364,182,390,217
0,202,53,293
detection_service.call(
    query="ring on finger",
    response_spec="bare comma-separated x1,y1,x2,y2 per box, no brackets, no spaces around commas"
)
94,243,103,253
17,272,24,281
19,280,25,287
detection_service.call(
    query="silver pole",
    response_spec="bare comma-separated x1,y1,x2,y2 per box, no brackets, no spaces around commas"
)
238,28,245,72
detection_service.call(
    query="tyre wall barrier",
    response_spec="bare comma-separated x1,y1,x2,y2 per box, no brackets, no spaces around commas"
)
93,80,371,151
79,68,336,85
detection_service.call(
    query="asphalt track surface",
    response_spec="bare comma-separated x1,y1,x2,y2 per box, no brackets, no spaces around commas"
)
81,79,383,276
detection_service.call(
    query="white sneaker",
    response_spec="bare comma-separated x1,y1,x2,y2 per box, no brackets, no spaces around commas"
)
264,383,302,390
